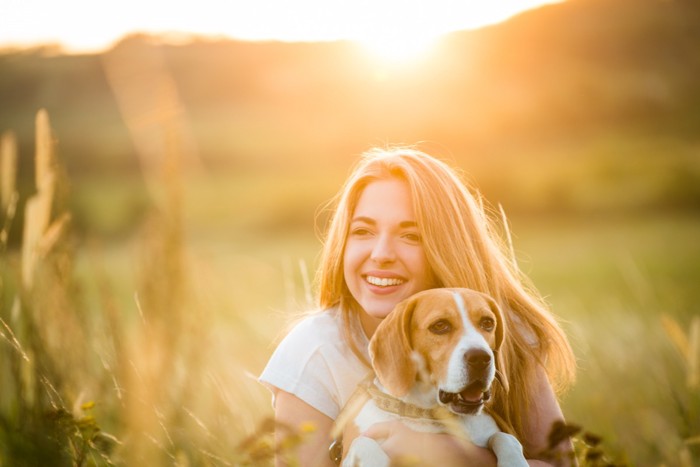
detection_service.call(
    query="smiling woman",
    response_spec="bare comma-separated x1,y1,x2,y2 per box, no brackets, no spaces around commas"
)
260,146,577,466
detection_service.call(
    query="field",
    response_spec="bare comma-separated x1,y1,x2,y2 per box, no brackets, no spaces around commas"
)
1,112,699,466
2,1,700,461
512,214,700,464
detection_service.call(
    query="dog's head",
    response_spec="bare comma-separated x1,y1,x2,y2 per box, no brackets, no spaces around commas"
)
368,287,509,415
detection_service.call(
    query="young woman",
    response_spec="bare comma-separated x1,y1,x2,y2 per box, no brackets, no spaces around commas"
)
260,147,576,466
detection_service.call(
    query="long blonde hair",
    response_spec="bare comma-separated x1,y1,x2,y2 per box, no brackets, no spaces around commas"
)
315,146,576,442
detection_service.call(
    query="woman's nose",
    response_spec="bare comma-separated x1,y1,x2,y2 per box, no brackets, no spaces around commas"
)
370,235,396,263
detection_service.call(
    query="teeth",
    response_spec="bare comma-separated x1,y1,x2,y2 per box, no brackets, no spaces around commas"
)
366,276,405,287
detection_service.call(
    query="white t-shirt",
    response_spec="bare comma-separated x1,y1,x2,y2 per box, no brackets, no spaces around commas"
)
259,307,372,419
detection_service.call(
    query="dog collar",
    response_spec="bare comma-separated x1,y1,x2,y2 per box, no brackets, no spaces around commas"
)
364,379,451,421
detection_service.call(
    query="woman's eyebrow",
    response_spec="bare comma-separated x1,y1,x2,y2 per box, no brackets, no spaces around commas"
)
350,216,375,225
350,217,417,228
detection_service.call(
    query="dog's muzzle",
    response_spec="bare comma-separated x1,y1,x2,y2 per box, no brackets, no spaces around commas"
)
440,348,494,415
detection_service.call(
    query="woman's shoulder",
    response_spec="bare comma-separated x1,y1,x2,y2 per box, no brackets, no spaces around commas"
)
284,308,344,342
291,307,343,331
272,307,350,357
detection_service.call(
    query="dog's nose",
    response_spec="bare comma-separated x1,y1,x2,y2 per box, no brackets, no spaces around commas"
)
465,349,491,370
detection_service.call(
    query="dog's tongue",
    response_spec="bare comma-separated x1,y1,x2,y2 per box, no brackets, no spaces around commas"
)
459,385,484,403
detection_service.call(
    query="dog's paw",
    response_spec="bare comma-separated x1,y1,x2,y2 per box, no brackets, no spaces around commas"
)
489,432,528,467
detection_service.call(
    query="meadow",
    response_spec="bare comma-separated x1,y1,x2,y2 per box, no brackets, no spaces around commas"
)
1,1,700,464
1,110,699,466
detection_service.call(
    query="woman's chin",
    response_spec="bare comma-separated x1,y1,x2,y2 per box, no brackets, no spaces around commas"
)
362,304,395,321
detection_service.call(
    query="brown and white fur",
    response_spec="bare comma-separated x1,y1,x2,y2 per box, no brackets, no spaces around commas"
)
341,288,527,467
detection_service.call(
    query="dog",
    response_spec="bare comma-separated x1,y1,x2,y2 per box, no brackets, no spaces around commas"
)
340,288,527,467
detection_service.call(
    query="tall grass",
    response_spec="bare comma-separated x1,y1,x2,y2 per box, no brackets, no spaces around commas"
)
1,108,699,465
514,216,700,466
0,109,286,466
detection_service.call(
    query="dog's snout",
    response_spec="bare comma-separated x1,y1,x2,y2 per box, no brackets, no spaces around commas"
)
465,349,491,370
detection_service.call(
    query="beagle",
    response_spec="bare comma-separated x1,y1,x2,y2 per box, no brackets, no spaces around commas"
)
340,288,527,467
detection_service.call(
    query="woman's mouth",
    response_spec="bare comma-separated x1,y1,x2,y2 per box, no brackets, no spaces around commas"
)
365,275,406,287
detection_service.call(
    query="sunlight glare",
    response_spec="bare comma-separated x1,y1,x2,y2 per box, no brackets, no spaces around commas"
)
358,30,438,63
0,0,562,54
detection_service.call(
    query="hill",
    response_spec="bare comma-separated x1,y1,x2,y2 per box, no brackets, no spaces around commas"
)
0,0,699,235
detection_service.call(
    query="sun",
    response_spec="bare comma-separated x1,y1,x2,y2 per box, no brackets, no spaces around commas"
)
347,1,563,64
358,30,439,63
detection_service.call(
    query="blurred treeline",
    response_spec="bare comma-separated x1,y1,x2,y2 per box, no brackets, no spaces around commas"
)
1,0,699,241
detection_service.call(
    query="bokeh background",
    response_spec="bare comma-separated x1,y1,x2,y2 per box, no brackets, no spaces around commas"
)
1,0,699,465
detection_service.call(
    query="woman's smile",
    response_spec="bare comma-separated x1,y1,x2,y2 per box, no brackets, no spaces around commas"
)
365,275,406,288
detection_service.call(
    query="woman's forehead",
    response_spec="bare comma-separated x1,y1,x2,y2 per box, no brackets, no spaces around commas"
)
352,178,415,219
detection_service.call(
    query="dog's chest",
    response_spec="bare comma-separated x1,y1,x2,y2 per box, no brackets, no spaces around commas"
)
354,400,444,434
353,400,501,448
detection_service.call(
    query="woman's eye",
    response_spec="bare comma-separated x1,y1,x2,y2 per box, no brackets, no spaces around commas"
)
403,232,421,243
350,228,371,237
479,317,495,332
428,319,452,335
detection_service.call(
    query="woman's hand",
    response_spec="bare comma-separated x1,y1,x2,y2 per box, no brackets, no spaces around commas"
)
363,420,497,467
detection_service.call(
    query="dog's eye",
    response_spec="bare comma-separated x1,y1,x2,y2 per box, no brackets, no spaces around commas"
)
479,317,495,332
428,319,452,335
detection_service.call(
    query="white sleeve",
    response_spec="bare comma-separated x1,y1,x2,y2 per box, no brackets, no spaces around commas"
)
259,317,342,419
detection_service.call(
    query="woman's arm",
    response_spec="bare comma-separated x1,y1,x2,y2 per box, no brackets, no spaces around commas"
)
273,368,572,467
522,364,576,466
362,366,574,467
364,421,497,466
274,390,336,467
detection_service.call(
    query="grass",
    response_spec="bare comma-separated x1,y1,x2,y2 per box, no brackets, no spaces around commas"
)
1,111,699,466
508,213,700,464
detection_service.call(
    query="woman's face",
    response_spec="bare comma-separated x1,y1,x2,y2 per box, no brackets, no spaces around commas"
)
343,177,436,336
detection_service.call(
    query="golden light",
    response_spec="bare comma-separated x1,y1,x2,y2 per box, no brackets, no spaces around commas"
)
357,30,439,63
346,4,445,64
348,1,561,64
0,0,562,54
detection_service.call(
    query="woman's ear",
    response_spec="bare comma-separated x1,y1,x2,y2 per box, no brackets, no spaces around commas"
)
485,295,509,393
369,296,418,397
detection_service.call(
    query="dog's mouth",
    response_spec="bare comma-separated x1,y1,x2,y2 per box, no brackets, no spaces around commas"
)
438,381,491,415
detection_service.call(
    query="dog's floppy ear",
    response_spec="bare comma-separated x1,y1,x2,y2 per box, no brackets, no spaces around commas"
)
484,293,509,393
369,295,418,398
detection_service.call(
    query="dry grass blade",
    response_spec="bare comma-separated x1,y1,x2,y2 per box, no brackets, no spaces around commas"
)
1,130,18,211
687,316,699,389
1,130,19,250
661,313,700,389
330,389,370,440
661,313,690,361
36,212,72,258
35,108,55,193
0,191,18,250
21,109,58,289
0,315,30,362
498,203,518,270
300,258,313,307
679,447,694,467
21,190,53,288
102,42,201,214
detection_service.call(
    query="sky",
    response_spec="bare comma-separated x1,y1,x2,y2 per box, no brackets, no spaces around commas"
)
0,0,561,55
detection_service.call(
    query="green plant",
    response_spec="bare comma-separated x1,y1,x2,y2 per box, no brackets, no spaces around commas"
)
0,109,116,466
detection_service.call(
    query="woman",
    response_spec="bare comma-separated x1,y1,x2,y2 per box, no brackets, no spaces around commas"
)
260,147,576,466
